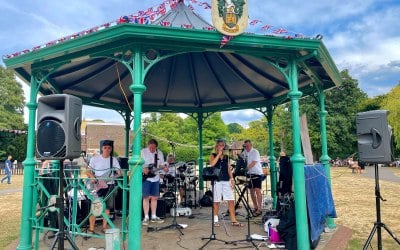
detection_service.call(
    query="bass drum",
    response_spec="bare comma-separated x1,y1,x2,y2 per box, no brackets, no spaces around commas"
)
163,191,176,211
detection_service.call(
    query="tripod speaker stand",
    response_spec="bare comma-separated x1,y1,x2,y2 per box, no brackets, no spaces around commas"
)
363,164,400,250
49,160,79,250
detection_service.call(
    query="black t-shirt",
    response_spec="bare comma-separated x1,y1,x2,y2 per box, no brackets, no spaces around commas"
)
212,153,230,181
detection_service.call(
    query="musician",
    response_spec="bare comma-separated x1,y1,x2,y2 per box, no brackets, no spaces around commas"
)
277,151,293,196
141,139,165,225
209,139,243,227
160,154,185,204
86,140,122,234
242,139,263,216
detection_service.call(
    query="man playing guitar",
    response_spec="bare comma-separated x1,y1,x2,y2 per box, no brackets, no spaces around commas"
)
141,139,165,225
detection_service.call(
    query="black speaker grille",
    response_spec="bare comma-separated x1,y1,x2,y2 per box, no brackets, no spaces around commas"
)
37,120,66,158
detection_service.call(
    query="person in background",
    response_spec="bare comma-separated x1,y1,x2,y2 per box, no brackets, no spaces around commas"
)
209,139,243,227
141,139,165,225
160,154,185,204
242,140,264,216
277,151,293,197
1,155,13,184
86,140,122,234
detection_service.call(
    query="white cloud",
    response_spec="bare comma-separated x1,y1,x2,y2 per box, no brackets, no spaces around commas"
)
222,110,263,127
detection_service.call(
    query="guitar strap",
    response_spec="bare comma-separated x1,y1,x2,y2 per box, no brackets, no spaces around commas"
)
154,151,158,168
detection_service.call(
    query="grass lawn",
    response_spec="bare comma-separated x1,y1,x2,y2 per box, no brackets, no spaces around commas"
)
0,167,399,249
0,174,23,250
331,166,400,249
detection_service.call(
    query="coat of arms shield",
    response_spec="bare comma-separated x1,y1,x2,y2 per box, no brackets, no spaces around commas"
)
212,0,248,36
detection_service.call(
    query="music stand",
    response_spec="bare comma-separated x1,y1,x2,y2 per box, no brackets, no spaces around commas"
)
156,143,184,235
363,164,400,250
49,159,79,250
200,173,229,250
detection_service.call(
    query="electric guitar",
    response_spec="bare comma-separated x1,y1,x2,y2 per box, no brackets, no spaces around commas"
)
142,163,164,181
142,152,163,181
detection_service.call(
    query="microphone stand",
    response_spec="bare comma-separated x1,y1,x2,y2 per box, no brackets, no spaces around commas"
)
200,179,229,250
227,173,260,249
156,142,184,235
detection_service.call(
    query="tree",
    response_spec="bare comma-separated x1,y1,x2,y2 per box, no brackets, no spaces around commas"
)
142,112,229,162
381,83,400,155
269,70,368,160
0,66,25,130
298,70,368,159
227,123,244,134
0,66,27,161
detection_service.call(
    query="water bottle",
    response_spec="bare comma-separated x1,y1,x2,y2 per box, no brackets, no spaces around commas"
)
267,222,272,238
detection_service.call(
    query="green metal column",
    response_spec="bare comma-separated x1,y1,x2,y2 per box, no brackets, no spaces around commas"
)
318,90,336,229
288,59,310,250
197,112,204,191
266,106,277,208
17,75,38,250
128,48,146,250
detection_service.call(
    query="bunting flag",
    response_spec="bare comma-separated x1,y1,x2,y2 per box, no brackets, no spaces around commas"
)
261,24,272,30
3,1,311,59
157,3,166,14
160,21,172,27
250,19,261,25
273,28,287,34
220,35,233,48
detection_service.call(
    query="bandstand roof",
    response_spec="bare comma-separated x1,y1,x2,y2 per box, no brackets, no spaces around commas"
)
3,1,341,114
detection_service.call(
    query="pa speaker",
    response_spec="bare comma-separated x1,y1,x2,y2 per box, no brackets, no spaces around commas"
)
36,94,82,160
356,110,393,164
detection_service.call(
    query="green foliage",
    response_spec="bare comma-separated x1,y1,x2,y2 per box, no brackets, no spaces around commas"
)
227,123,244,134
273,70,368,160
381,83,400,155
274,105,293,154
0,66,25,130
142,112,228,162
0,66,27,161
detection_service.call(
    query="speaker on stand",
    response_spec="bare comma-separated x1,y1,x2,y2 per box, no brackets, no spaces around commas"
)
356,110,399,250
36,94,82,160
36,94,82,250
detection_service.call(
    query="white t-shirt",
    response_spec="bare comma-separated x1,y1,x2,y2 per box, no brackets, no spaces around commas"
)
159,162,176,177
89,154,121,184
243,148,263,175
141,148,165,182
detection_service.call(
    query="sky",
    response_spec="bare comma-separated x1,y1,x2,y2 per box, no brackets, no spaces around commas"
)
1,0,399,127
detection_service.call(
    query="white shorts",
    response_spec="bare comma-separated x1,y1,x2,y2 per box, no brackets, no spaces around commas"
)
213,181,234,202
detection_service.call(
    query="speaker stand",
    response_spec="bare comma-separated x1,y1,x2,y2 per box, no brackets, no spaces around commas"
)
49,160,79,250
363,164,400,250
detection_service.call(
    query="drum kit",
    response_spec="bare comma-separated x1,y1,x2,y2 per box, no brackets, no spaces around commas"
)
161,161,198,209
